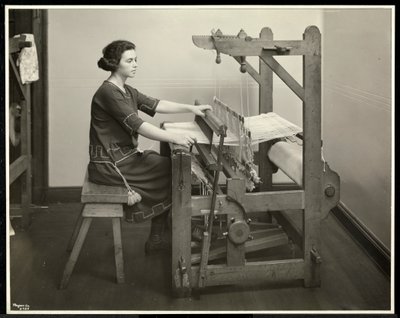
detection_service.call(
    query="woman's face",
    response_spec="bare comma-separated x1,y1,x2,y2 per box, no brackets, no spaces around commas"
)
116,49,138,78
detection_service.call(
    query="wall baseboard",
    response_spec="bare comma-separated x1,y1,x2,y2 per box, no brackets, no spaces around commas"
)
46,186,81,203
331,203,391,277
46,185,391,277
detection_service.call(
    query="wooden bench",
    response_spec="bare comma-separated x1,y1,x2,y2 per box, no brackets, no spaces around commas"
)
59,173,130,289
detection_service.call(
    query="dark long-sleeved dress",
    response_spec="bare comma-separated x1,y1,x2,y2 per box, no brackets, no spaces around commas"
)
88,81,171,222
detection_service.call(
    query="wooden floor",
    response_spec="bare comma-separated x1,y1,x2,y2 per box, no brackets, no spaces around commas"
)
8,203,391,313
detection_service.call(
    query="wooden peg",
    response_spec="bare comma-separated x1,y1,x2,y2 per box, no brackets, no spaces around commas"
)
214,29,223,37
216,52,221,64
239,56,246,73
237,29,247,39
275,45,292,54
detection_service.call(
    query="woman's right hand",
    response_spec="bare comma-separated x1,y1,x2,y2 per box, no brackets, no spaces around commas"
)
170,133,197,148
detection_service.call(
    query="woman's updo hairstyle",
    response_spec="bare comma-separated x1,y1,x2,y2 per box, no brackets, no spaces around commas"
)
97,40,136,72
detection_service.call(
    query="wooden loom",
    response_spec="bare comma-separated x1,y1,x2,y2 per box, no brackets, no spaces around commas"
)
161,26,340,297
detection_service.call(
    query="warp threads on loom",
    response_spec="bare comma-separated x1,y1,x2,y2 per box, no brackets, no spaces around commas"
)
164,97,302,192
212,96,259,190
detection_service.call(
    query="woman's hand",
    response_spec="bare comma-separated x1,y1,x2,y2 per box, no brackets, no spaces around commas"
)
138,122,197,147
190,105,212,117
170,133,197,148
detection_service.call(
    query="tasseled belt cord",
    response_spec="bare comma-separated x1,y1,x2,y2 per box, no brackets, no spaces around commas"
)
112,163,142,206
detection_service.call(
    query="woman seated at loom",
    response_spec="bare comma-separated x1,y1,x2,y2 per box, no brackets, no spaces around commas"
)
88,40,211,253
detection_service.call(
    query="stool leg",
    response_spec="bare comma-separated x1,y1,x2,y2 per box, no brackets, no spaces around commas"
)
59,217,92,289
112,217,125,284
66,205,85,252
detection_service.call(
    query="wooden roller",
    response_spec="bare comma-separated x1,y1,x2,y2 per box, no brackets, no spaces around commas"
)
268,140,303,186
268,140,341,219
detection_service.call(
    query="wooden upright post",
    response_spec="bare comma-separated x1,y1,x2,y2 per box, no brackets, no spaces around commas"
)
258,27,274,192
19,84,32,228
171,150,192,297
257,27,274,224
31,9,49,204
302,26,322,287
226,178,246,267
159,140,171,157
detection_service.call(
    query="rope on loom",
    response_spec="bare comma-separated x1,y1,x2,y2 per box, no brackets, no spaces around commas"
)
238,75,246,163
210,74,259,190
246,73,250,117
243,73,258,182
239,73,245,118
213,58,221,100
240,74,258,182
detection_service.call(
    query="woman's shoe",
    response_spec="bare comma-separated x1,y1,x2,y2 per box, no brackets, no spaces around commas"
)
144,234,170,254
144,212,170,254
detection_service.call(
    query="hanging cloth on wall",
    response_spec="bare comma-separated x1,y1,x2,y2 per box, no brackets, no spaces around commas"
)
14,33,39,84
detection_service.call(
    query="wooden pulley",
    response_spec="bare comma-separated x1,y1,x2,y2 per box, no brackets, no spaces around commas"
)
9,102,21,147
228,218,250,245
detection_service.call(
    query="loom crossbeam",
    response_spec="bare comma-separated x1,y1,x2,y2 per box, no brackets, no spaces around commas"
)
193,35,314,57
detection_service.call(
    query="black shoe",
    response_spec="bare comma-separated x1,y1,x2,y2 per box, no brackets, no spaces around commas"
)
144,234,171,255
124,213,134,223
124,205,139,223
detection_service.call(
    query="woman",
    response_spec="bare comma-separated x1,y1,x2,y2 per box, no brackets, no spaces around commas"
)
88,40,211,253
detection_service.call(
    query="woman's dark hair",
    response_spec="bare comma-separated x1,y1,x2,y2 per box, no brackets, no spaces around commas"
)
97,40,136,72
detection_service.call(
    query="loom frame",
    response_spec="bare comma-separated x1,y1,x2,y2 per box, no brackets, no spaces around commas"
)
163,26,340,297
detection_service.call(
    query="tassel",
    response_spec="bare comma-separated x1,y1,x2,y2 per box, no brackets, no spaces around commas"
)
127,190,142,206
112,163,142,206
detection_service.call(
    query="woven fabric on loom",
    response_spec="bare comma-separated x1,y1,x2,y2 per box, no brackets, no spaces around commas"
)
163,112,302,145
243,113,302,144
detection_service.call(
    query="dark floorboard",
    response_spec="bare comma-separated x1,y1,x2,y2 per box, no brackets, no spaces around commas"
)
8,203,391,313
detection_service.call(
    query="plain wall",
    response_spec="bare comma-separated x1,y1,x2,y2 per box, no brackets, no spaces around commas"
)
322,8,392,249
47,7,323,187
46,7,393,249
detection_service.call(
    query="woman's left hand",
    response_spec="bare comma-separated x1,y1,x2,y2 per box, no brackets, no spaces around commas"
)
191,105,212,117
